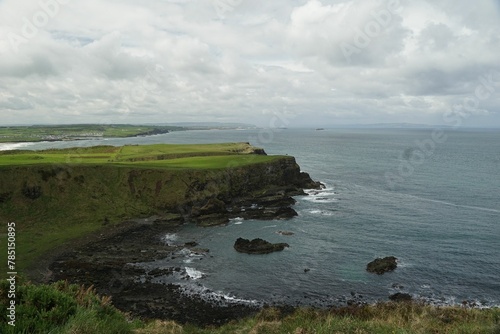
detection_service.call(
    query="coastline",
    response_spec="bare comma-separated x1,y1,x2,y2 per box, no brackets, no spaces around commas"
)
39,210,500,327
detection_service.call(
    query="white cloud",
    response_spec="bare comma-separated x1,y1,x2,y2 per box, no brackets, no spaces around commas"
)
0,0,499,127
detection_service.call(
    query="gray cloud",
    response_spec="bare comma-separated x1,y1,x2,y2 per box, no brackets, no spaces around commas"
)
0,0,499,127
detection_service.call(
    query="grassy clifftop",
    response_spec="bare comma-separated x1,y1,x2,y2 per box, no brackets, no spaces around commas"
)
0,142,271,167
0,143,311,273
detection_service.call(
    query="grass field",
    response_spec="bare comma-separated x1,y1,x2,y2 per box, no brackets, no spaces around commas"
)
0,143,277,168
0,124,184,143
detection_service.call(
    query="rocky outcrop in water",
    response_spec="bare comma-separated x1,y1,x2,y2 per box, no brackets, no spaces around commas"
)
234,238,289,254
366,256,398,275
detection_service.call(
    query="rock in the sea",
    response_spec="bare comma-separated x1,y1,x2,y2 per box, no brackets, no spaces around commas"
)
366,256,398,275
389,292,412,302
234,238,289,254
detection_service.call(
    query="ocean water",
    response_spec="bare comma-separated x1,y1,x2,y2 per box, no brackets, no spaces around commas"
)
6,128,500,307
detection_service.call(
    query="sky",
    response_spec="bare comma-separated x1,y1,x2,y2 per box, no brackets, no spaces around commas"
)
1,0,500,128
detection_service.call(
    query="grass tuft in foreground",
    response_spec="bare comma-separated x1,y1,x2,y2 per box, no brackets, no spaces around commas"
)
1,279,499,333
0,279,140,334
175,304,500,334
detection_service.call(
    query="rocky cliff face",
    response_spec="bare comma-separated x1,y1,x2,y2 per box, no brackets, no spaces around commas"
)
131,156,323,225
0,156,322,227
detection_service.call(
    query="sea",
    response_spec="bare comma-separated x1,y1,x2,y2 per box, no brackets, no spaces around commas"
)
3,128,500,308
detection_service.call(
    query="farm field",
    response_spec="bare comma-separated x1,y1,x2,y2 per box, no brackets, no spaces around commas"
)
0,124,184,143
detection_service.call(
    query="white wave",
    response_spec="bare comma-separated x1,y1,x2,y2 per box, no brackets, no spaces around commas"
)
305,209,336,216
302,196,338,203
185,267,204,280
177,248,205,263
302,185,338,204
317,191,337,196
161,233,178,245
179,284,261,306
230,217,244,225
395,259,413,268
0,142,35,151
304,187,335,196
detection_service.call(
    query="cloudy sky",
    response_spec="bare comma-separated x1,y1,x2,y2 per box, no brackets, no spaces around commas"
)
1,0,500,127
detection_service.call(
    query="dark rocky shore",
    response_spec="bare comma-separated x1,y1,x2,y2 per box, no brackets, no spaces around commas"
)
49,220,261,326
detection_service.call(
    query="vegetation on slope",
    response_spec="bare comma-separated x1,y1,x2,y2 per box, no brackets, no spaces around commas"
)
0,279,139,334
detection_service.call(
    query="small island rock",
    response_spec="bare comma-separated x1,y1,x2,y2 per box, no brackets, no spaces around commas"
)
366,256,398,275
234,238,289,254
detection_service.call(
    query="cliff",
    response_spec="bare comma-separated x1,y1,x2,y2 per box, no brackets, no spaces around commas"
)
0,155,320,222
0,143,321,271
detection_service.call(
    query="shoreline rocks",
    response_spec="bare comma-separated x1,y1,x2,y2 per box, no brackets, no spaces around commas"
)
234,238,289,254
389,293,412,302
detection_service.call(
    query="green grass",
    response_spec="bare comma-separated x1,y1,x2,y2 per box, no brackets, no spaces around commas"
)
0,124,184,143
121,155,280,169
0,143,274,168
0,280,139,334
165,305,500,334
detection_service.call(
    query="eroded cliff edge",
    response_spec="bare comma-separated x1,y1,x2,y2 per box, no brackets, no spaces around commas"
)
1,155,321,223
